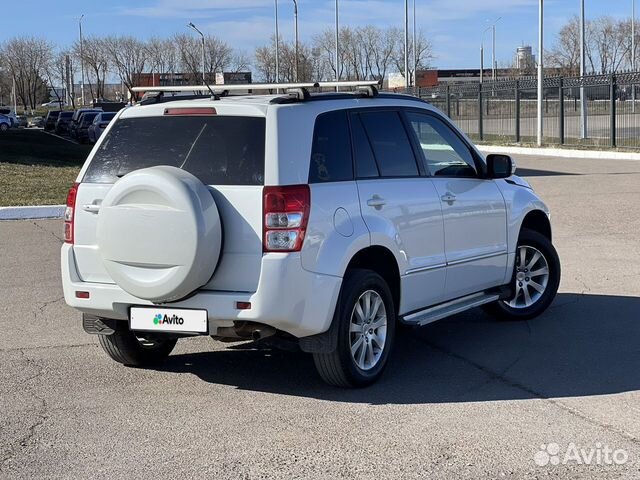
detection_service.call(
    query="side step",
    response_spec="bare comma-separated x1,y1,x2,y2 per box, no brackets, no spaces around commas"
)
401,292,500,327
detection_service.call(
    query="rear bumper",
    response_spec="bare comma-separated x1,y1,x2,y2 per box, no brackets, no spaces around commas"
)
61,244,342,338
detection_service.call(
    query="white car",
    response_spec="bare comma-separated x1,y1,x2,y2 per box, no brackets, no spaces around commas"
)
42,100,65,109
61,81,560,387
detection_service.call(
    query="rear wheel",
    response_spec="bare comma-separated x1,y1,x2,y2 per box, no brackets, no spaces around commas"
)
313,269,396,388
98,329,177,367
484,228,560,320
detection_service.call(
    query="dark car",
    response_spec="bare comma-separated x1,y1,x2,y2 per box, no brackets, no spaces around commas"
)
87,112,116,143
75,112,100,144
44,111,61,131
55,111,74,135
69,109,102,140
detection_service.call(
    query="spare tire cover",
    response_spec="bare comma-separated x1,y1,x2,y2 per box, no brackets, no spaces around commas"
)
96,166,221,303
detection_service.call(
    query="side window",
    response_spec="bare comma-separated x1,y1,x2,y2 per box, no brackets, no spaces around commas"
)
309,111,353,183
350,113,379,178
359,111,419,177
406,112,477,177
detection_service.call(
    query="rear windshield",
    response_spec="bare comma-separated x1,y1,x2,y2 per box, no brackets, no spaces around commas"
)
81,113,99,123
101,113,116,121
59,112,73,118
83,115,265,185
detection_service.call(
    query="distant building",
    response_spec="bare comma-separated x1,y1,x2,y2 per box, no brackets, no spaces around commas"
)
515,45,536,72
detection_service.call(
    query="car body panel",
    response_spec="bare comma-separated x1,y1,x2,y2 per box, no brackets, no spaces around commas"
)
62,92,553,340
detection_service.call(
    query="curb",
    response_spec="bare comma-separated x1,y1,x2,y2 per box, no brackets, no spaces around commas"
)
0,205,65,220
478,144,640,161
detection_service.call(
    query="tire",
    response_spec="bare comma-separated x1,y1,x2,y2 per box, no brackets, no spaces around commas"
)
313,269,396,388
98,328,177,367
0,123,8,132
483,228,560,321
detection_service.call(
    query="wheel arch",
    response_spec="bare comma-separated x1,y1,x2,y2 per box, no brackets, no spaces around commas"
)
344,245,401,315
520,209,552,241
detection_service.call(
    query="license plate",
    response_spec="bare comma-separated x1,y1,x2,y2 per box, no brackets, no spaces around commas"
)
130,307,208,334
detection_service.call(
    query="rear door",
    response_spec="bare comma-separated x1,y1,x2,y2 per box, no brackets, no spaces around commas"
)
73,110,267,293
352,110,446,312
405,110,507,300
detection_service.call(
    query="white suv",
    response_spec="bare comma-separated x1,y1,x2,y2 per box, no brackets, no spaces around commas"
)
61,82,560,387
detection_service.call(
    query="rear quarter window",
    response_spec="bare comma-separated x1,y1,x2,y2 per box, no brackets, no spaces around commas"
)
308,110,353,183
83,115,266,185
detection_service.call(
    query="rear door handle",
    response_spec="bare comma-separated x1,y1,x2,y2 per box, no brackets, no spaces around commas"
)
441,192,456,204
367,195,386,209
82,204,101,213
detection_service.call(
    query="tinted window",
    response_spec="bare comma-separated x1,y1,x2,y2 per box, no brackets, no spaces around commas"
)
81,113,99,124
309,111,353,183
101,113,116,121
359,111,418,177
407,112,476,177
350,113,379,178
84,116,265,185
59,112,73,118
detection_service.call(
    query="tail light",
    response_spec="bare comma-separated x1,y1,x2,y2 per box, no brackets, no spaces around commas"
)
64,183,79,244
263,185,310,252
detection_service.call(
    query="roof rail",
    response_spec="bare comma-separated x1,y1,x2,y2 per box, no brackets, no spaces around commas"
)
130,80,380,95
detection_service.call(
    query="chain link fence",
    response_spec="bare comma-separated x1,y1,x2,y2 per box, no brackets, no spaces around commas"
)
397,71,640,149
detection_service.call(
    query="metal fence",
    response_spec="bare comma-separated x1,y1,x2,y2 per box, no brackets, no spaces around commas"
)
401,71,640,149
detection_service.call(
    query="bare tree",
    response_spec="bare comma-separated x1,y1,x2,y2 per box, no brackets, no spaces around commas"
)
1,37,52,110
73,37,108,101
147,37,179,85
103,36,148,100
175,33,233,84
549,15,639,74
391,28,433,82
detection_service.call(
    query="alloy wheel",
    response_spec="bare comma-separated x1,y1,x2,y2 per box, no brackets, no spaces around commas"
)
505,245,550,309
349,290,388,371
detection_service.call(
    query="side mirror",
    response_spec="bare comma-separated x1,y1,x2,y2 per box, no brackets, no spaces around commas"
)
486,154,516,179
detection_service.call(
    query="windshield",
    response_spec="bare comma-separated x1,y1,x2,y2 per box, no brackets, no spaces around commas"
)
83,115,265,185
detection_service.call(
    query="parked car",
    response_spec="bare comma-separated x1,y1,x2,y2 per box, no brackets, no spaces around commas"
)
42,100,65,110
0,107,17,127
69,108,102,139
61,82,560,387
55,111,74,135
87,112,116,143
44,111,61,131
15,115,29,128
29,116,45,128
0,114,11,131
74,112,100,143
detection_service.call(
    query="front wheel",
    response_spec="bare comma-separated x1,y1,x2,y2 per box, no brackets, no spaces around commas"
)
484,228,560,320
313,269,396,388
98,328,177,367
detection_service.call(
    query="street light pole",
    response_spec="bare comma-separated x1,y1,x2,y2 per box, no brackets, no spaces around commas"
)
632,0,636,111
293,0,299,82
404,0,409,89
275,0,280,83
187,22,206,85
79,14,85,106
335,0,340,86
580,0,587,138
413,0,417,91
537,0,544,147
480,43,484,84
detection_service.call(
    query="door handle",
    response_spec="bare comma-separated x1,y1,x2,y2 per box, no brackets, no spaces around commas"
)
82,204,101,213
441,192,456,204
367,195,386,209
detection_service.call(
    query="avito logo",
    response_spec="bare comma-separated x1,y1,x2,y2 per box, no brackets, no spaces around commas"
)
153,313,185,326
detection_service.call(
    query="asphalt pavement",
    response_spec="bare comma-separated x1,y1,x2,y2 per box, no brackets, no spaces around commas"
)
1,154,640,479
